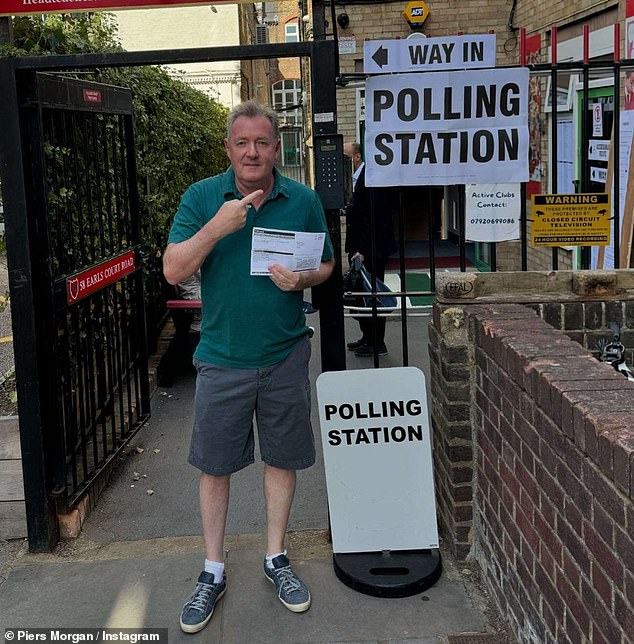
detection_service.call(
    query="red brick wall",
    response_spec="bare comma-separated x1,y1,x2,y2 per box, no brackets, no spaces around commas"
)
431,301,634,643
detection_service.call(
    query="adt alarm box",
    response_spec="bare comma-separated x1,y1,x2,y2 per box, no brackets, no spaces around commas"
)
314,134,345,210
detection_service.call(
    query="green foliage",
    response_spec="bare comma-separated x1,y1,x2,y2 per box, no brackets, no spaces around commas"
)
3,13,122,55
103,65,228,240
1,13,229,338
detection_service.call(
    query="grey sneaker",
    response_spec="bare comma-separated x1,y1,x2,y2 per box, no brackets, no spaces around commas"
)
264,554,311,612
180,571,226,633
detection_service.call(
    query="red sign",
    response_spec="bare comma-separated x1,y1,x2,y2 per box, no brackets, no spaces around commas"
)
1,0,232,17
66,250,136,305
83,89,102,104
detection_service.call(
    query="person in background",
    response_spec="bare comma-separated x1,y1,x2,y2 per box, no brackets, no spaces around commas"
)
164,101,334,634
177,269,202,336
343,141,396,357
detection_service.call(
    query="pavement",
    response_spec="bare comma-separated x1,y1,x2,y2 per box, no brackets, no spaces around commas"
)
0,307,512,644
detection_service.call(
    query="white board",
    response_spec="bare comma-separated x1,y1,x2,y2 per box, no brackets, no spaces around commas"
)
364,68,529,186
316,367,439,554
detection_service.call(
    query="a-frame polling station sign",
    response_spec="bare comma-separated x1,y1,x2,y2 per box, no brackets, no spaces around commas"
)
364,34,496,74
317,367,438,554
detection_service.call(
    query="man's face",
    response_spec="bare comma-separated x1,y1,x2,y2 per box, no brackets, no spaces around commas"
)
343,143,361,171
224,115,280,189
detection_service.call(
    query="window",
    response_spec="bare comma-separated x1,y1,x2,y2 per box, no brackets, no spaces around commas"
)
272,79,301,125
281,130,301,166
285,22,299,43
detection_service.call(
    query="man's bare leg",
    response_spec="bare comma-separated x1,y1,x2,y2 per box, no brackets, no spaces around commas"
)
263,464,311,612
180,473,230,633
264,464,296,555
200,472,231,561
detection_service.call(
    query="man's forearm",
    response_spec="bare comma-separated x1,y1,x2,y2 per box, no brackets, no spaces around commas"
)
300,259,335,290
163,225,220,285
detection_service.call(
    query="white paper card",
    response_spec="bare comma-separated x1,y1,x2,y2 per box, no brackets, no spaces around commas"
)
250,227,325,275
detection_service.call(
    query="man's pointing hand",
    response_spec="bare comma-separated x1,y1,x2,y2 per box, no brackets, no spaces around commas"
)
211,189,263,239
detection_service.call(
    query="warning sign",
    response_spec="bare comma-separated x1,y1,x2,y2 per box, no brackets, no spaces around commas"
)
530,193,611,246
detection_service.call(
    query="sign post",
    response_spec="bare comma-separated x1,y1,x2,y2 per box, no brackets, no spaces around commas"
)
317,367,441,597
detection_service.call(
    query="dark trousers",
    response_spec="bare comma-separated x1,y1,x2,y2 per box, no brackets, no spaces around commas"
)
350,253,387,346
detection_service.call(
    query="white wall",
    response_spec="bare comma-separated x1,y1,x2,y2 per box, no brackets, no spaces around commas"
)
113,6,241,109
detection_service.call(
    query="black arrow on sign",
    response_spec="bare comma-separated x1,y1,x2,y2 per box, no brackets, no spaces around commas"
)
372,46,389,68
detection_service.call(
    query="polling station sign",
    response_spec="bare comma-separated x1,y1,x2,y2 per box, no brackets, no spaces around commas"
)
365,67,529,186
531,193,611,246
317,367,438,554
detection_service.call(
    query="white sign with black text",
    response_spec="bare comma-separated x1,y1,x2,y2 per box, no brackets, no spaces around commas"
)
364,68,529,186
465,183,521,242
588,139,610,162
590,166,608,184
364,34,496,74
317,367,438,554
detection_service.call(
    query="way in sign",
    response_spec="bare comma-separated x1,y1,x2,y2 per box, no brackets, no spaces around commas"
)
408,40,486,66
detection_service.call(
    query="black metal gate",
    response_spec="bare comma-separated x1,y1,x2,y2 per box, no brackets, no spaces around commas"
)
8,72,150,547
0,40,340,551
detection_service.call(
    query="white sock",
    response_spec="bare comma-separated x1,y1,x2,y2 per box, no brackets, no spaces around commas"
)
265,550,287,568
204,559,225,580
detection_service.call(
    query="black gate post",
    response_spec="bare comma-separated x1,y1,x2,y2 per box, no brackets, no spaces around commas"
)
310,39,346,373
0,61,58,550
125,113,151,417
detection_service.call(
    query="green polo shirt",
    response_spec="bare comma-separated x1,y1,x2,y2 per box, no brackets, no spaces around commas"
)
168,168,334,368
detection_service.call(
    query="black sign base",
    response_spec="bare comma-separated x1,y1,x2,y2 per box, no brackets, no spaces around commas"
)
333,549,442,598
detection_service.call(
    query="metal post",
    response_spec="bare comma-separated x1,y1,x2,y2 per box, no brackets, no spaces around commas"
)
398,189,409,366
309,40,346,372
550,27,559,270
581,25,590,269
0,62,58,551
614,23,621,269
125,113,151,416
520,28,528,271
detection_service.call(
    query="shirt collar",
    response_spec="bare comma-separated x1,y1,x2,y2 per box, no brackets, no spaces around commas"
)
353,162,364,186
222,166,290,201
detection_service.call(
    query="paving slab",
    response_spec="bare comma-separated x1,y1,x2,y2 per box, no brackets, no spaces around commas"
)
0,309,510,643
0,534,486,644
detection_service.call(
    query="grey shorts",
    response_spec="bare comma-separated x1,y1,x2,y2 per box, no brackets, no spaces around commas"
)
189,338,315,476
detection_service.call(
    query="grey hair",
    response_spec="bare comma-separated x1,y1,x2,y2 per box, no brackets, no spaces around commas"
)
226,100,280,140
347,142,362,157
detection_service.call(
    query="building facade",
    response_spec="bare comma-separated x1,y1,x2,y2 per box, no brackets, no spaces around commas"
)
332,0,632,270
113,5,242,109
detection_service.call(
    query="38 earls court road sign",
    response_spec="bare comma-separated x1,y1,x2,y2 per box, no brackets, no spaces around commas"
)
530,193,611,246
365,67,529,186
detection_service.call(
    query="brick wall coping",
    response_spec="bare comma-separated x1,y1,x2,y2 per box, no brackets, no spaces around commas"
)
436,269,634,304
469,303,634,503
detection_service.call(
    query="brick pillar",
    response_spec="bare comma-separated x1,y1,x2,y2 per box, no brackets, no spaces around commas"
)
429,305,474,560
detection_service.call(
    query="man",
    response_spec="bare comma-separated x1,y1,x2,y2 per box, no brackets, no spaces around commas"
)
343,141,396,357
164,101,334,633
